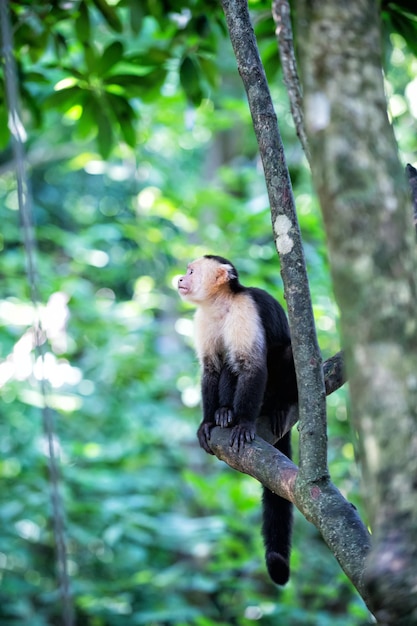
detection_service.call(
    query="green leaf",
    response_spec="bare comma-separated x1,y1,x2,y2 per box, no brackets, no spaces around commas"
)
91,0,123,33
120,117,136,147
199,56,220,89
106,92,137,147
24,71,49,85
53,31,68,56
180,56,199,93
193,15,211,38
84,43,98,74
129,1,144,34
98,41,124,75
60,65,86,81
139,67,168,101
104,73,146,98
16,22,49,62
44,85,82,112
386,0,417,18
104,70,168,99
180,55,204,106
76,93,97,140
75,0,91,44
390,10,417,56
105,92,135,120
126,48,170,66
21,85,43,126
95,101,114,158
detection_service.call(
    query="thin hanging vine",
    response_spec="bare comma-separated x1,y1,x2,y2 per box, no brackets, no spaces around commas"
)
0,2,74,624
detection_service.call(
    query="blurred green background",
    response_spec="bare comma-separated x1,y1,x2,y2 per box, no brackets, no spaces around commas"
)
1,1,416,624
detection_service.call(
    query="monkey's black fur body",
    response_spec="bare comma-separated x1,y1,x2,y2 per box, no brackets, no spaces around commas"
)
178,255,298,585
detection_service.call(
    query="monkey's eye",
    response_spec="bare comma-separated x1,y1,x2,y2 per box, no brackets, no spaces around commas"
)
189,268,194,274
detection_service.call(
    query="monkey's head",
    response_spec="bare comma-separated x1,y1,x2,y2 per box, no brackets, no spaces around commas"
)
178,255,239,303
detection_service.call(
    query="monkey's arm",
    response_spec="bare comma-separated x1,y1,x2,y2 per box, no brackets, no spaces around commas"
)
215,366,237,428
229,362,268,452
197,358,221,454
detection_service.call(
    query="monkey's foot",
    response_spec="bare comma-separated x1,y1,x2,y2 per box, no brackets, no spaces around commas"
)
215,407,234,428
229,422,255,452
266,551,290,585
197,422,215,455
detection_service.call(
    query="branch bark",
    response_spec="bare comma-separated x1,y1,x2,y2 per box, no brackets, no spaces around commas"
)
295,1,417,623
208,424,372,603
271,0,311,164
323,350,345,395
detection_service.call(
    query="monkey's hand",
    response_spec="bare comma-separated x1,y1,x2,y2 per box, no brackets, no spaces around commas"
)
197,422,215,455
214,407,234,428
229,421,255,453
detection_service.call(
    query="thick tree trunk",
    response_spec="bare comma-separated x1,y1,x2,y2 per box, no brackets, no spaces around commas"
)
295,1,417,623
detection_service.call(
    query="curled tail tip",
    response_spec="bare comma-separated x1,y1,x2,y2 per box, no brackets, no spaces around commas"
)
266,551,290,586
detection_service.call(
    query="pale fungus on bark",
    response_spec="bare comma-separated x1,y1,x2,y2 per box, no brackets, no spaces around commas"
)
274,214,294,254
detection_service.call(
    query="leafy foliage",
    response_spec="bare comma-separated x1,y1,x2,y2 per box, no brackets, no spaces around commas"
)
382,0,417,57
2,0,226,157
4,0,416,159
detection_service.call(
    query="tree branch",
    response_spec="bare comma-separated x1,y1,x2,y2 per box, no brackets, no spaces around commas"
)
208,424,372,605
323,350,345,395
258,352,346,445
271,0,311,164
220,0,328,484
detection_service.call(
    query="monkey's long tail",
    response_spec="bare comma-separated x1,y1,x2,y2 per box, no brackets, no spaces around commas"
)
261,431,293,585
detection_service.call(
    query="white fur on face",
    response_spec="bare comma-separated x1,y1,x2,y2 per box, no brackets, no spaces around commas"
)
178,257,231,303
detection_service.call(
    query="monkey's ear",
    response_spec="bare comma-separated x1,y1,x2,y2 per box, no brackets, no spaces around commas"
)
215,265,230,285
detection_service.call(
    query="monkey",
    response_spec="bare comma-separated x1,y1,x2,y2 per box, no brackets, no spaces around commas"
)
178,255,298,585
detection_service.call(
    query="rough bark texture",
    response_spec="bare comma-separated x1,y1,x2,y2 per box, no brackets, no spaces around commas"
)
296,1,417,623
323,350,345,395
272,0,311,163
208,424,372,602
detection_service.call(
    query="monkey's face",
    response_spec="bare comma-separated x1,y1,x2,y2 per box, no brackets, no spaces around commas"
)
178,257,230,303
177,268,192,299
178,258,204,302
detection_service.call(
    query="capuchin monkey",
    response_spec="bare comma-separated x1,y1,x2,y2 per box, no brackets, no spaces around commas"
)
178,255,298,585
